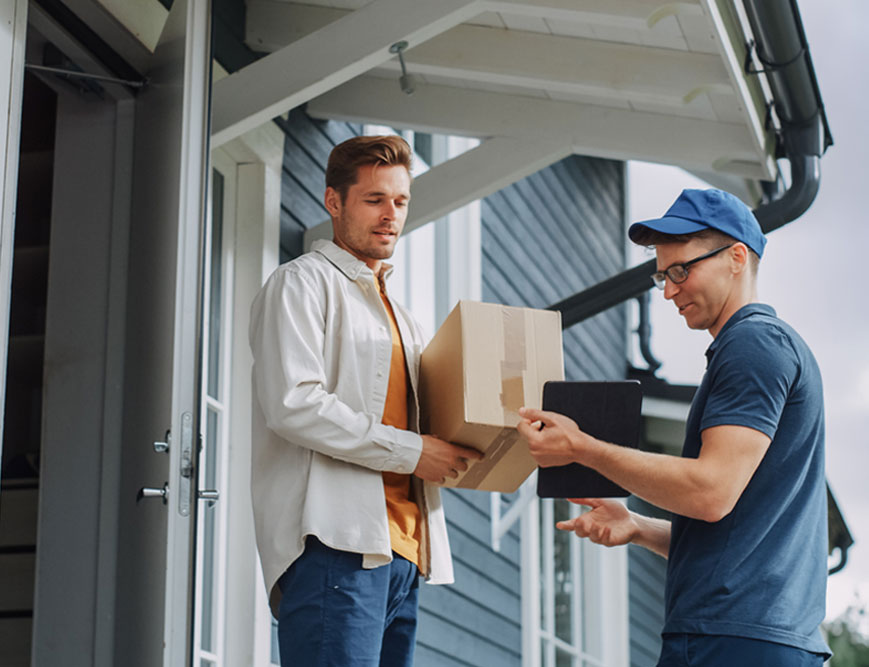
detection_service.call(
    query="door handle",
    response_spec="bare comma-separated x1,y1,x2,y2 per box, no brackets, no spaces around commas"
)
137,483,169,504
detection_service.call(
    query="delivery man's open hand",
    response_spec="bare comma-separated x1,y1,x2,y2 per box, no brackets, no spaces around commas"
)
517,407,591,467
414,436,483,484
556,498,639,547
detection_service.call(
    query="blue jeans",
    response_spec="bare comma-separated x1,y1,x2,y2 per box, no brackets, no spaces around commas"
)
657,634,827,666
277,537,420,667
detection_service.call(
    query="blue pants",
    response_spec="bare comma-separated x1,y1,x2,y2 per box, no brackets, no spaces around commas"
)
277,537,420,667
657,634,827,666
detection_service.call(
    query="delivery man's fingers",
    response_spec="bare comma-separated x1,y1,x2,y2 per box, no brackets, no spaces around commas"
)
518,406,548,423
567,497,602,509
518,407,577,434
556,514,598,539
555,516,580,531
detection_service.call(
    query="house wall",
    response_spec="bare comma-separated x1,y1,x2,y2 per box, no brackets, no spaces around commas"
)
277,108,360,262
481,156,627,382
416,490,523,666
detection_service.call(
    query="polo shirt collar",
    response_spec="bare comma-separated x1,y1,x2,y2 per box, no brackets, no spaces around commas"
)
705,303,776,363
312,238,394,283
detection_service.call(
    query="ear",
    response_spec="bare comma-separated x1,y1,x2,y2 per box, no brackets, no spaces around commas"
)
730,242,749,274
324,186,341,218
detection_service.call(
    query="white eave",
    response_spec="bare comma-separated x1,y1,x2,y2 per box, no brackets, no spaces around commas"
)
210,0,781,242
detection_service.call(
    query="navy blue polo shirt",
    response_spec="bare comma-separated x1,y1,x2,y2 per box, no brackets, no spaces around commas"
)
662,304,830,656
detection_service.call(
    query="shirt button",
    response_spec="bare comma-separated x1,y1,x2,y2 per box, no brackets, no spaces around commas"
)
377,371,384,378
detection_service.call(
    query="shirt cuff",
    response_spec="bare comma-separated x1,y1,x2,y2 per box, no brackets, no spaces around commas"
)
385,428,423,474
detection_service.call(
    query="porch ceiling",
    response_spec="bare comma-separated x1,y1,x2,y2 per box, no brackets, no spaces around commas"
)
214,0,781,200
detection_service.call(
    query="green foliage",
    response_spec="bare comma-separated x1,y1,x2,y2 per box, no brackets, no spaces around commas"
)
824,594,869,667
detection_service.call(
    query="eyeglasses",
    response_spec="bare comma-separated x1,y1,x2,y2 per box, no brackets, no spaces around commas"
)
651,244,734,290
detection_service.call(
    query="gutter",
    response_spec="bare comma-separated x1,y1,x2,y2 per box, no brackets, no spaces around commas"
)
550,0,832,328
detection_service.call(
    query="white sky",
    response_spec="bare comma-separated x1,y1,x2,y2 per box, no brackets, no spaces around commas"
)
627,0,869,622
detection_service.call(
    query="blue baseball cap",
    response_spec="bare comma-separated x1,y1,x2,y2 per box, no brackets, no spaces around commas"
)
628,188,767,258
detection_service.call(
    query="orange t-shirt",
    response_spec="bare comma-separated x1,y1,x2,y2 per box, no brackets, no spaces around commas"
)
378,279,422,567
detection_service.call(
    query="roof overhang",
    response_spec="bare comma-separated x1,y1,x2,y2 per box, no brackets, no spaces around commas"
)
214,0,783,208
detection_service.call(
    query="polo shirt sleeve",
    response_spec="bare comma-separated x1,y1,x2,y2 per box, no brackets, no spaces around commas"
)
700,321,799,440
249,266,422,474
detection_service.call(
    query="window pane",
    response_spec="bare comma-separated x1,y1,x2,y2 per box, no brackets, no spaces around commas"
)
271,618,280,664
199,408,219,652
413,132,432,166
556,647,573,667
581,541,604,659
554,500,573,644
207,169,224,399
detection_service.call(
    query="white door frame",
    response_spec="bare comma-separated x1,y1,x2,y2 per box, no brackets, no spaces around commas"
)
0,0,27,479
217,123,283,666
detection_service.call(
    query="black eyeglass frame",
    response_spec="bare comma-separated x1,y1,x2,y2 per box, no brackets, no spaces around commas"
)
651,243,735,290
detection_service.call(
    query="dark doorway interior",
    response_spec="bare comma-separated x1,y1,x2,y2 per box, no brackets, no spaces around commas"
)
0,71,57,666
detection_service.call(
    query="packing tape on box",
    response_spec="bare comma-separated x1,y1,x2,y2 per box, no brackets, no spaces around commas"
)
458,427,522,488
500,307,527,421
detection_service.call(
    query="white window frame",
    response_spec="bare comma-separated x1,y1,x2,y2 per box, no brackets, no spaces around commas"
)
221,128,284,666
521,498,630,667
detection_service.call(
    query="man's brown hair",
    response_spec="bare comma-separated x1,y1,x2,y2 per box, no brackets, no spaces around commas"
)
326,135,413,202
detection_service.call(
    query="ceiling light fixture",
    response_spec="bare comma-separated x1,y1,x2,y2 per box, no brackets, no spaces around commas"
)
389,41,417,96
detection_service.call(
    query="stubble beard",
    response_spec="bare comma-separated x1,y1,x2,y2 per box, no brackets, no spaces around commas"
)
336,213,398,263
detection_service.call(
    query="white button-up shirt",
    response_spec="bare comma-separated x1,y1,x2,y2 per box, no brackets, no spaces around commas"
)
249,240,454,614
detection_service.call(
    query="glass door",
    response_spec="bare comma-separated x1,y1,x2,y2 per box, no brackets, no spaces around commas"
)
116,0,213,664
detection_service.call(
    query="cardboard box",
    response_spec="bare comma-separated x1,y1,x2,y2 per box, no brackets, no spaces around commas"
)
419,300,564,493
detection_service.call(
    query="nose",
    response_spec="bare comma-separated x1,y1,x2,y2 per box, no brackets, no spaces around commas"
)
663,277,679,301
381,202,398,221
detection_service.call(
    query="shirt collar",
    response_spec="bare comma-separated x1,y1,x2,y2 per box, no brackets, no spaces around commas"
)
312,239,394,283
705,303,776,363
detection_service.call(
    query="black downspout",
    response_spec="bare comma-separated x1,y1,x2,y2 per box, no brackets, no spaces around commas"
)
635,292,662,373
550,0,831,329
742,0,829,233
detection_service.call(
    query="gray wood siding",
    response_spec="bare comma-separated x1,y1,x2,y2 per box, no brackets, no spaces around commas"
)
481,156,627,382
416,490,522,667
277,108,361,261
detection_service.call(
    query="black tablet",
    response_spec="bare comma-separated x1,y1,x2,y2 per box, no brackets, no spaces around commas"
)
536,380,643,498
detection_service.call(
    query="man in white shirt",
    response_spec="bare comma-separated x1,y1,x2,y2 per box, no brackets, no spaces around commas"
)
249,135,480,667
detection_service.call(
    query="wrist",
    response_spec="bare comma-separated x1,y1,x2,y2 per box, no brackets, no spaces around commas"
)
573,431,602,467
